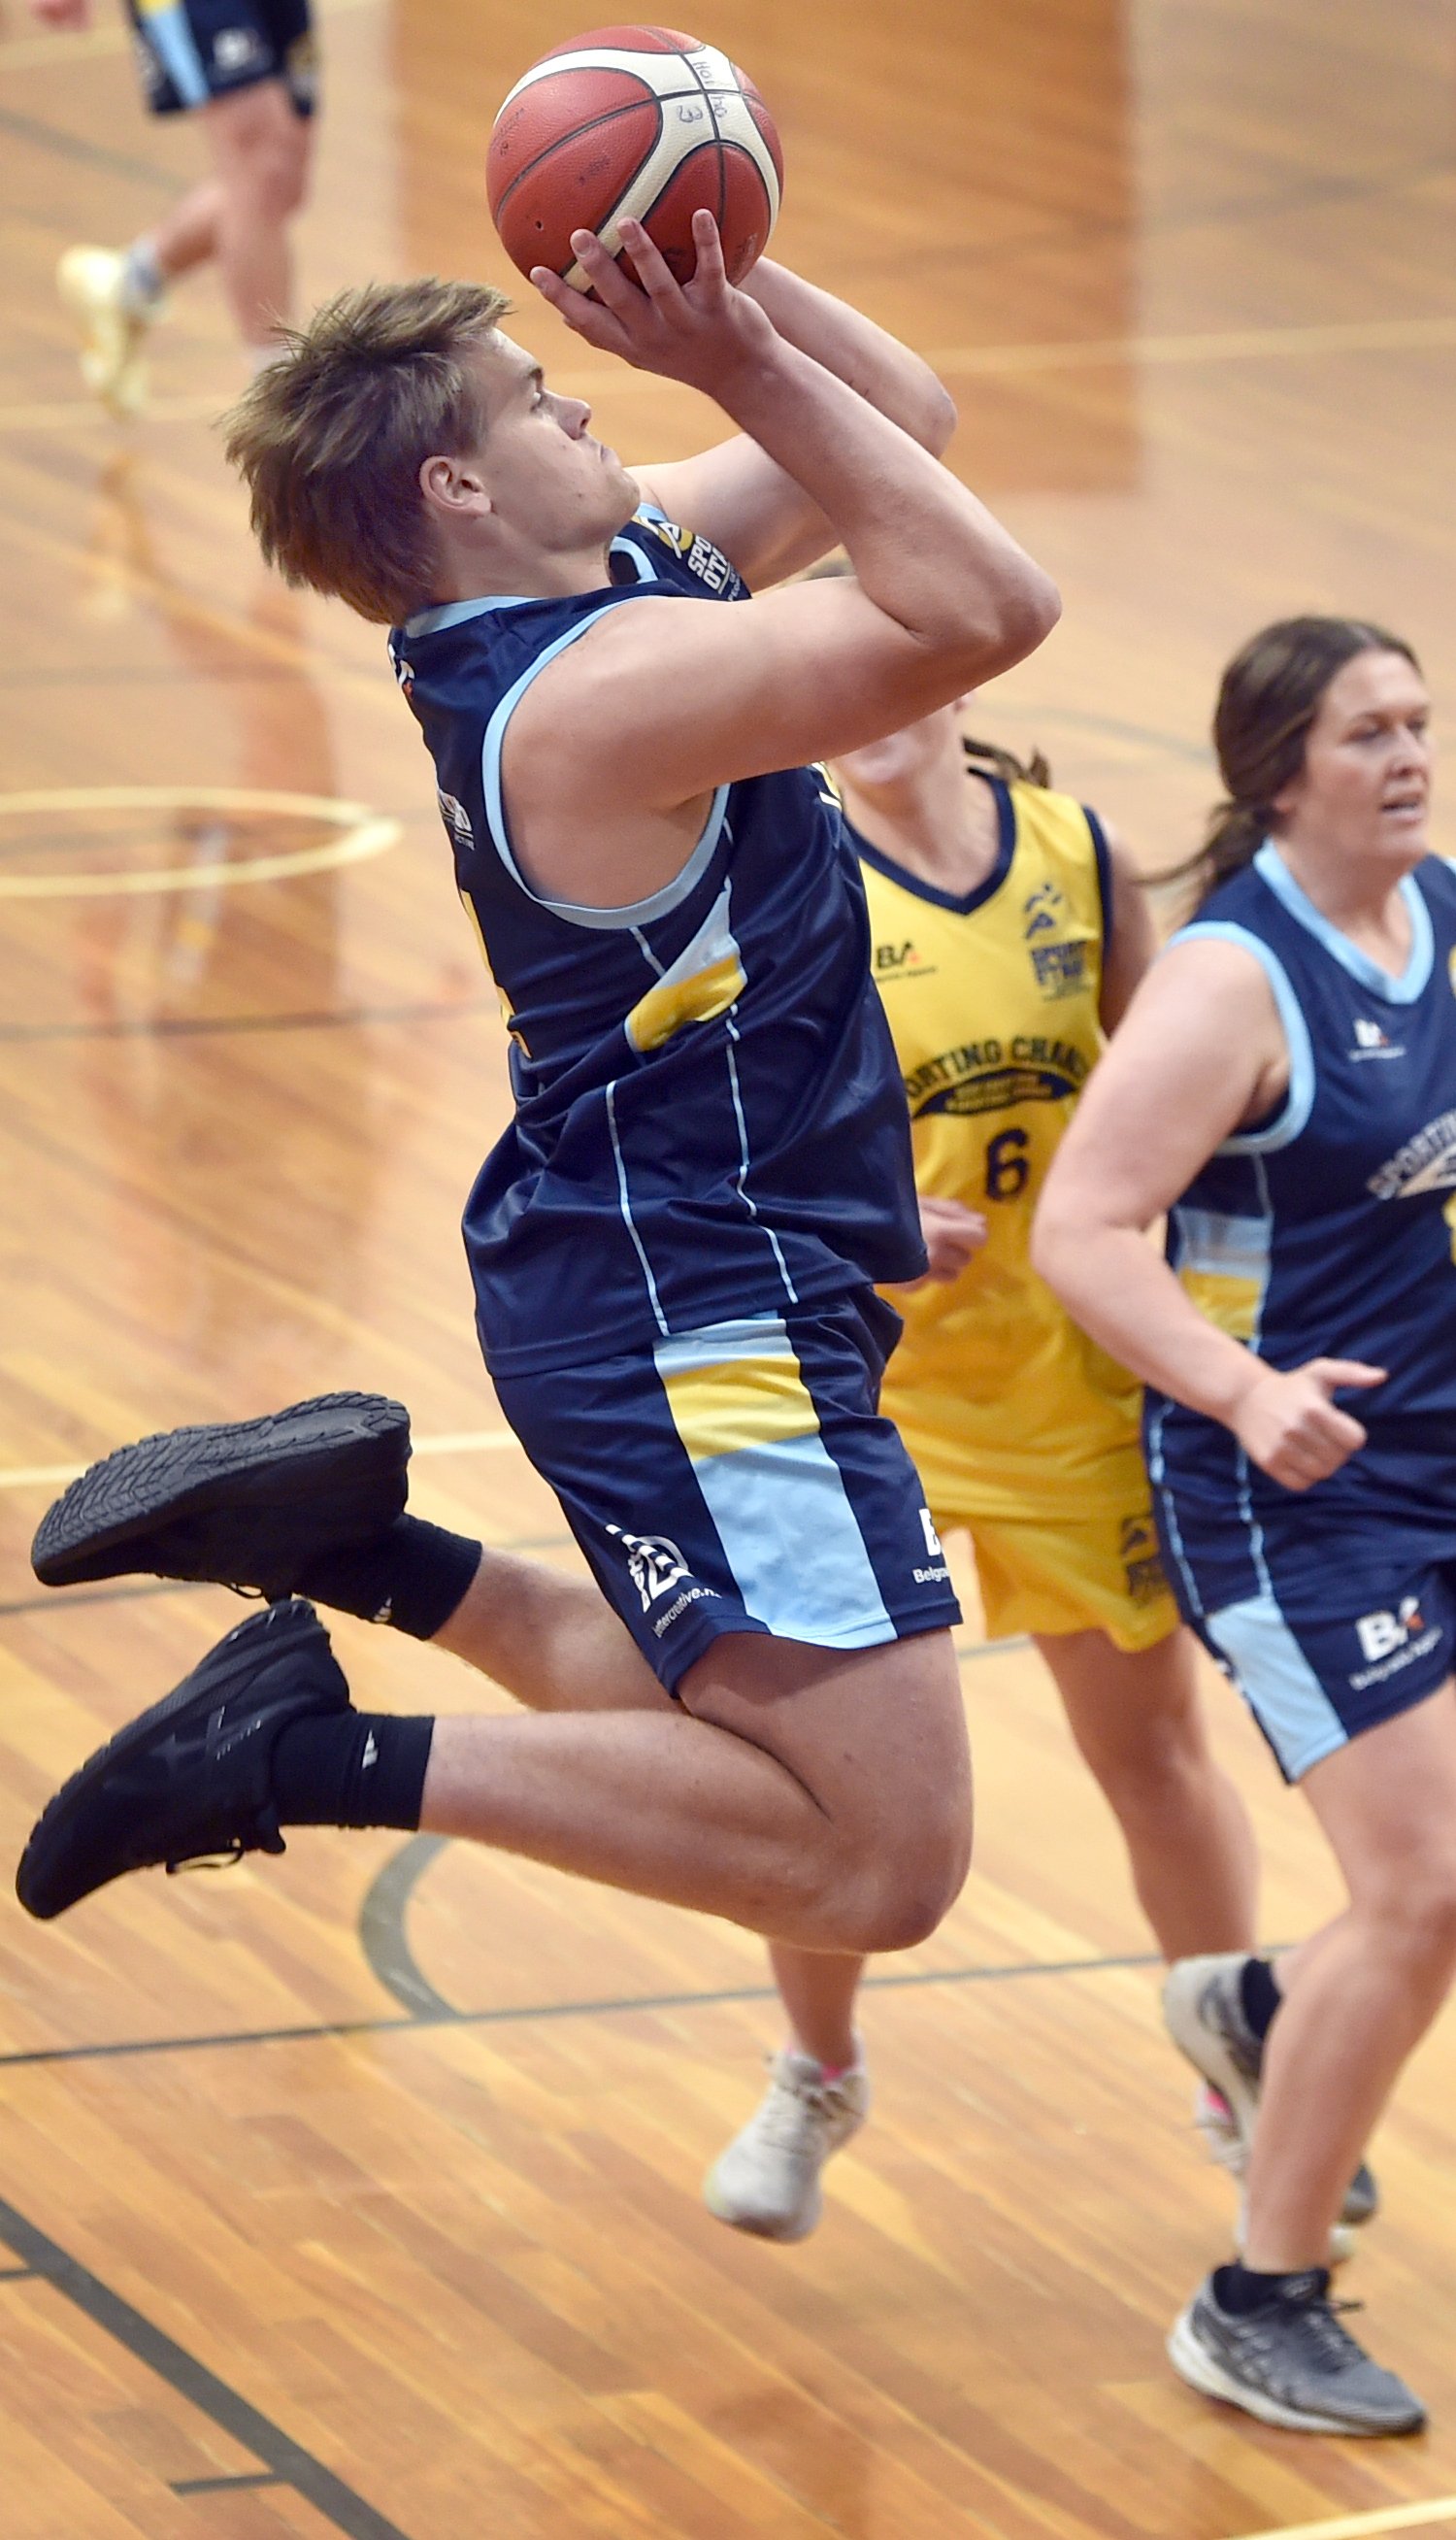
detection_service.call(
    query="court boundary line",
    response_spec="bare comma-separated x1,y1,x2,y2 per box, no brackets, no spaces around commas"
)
0,1947,1162,2074
0,2191,416,2540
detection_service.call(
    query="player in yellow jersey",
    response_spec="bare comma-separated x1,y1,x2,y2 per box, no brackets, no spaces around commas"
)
704,673,1266,2243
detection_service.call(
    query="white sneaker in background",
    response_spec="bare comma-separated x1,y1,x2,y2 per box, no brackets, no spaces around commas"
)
57,247,162,418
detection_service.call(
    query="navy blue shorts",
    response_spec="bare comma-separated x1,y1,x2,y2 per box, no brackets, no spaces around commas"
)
1153,1459,1456,1781
492,1291,962,1696
128,0,315,117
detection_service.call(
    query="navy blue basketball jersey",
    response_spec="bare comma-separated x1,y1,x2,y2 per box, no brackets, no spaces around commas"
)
1147,843,1456,1513
387,505,925,1375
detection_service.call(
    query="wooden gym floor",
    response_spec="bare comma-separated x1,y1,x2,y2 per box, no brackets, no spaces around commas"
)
3,0,1456,2532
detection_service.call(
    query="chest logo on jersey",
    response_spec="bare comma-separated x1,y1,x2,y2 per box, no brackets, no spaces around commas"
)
904,1035,1088,1119
1022,881,1091,1000
875,939,937,980
1368,1106,1456,1200
1349,1017,1406,1062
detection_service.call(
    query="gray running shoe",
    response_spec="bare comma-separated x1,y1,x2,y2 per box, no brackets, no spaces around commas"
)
1169,2270,1425,2436
1166,1954,1378,2232
704,2050,868,2242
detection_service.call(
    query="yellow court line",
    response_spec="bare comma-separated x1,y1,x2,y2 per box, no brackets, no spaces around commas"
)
0,787,399,898
1228,2500,1456,2540
2,313,1453,437
0,1430,521,1491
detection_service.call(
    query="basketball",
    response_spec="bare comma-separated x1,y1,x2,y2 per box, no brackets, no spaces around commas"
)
487,24,783,289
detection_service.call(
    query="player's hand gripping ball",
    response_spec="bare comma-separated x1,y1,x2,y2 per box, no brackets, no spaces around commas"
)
487,24,782,288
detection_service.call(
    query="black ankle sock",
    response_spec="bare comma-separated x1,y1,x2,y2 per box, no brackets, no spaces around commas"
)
271,1711,434,1830
1213,2259,1328,2316
1240,1954,1282,2042
292,1515,481,1641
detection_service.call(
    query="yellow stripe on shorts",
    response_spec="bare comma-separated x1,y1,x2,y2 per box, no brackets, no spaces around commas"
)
661,1354,820,1462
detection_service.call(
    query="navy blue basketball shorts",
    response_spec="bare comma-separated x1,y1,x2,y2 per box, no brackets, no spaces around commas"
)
128,0,316,117
491,1291,963,1697
1157,1483,1456,1783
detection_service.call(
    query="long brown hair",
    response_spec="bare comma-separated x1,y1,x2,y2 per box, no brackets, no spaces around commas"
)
1158,615,1421,912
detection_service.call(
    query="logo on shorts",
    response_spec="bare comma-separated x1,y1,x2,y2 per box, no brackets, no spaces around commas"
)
606,1526,691,1611
912,1506,950,1586
1349,1594,1440,1690
1119,1514,1168,1607
1355,1596,1425,1663
214,24,265,71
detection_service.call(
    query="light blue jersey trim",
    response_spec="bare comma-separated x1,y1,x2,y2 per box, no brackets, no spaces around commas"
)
479,604,730,932
725,1009,800,1306
1175,921,1315,1153
1254,842,1433,1004
403,594,535,636
138,1,210,106
1170,1203,1273,1285
1144,1399,1204,1619
605,1080,669,1336
1207,1591,1349,1781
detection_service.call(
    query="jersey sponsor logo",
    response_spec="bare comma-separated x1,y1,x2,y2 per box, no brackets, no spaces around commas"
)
1350,1595,1442,1691
1349,1017,1405,1061
390,649,415,701
1022,882,1066,939
606,1525,692,1611
1118,1514,1168,1607
1367,1106,1456,1199
437,788,474,853
874,938,936,979
905,1034,1088,1120
1029,940,1091,999
643,518,745,599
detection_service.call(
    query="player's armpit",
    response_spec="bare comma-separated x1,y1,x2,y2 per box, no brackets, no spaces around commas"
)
507,573,1046,845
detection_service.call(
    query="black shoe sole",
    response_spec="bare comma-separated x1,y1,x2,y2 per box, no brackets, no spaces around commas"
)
31,1392,411,1588
16,1599,347,1920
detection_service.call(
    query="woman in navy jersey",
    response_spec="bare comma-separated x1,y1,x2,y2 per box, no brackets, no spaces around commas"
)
1036,618,1452,2437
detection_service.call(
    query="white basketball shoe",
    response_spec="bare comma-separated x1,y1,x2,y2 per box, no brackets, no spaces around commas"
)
57,247,163,418
704,2049,869,2242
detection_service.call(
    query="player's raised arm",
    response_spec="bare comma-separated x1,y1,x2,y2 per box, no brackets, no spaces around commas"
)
517,213,1057,834
635,258,959,588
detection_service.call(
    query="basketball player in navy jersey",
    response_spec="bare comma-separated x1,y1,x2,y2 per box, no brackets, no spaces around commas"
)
20,224,1060,2144
29,0,315,412
1035,618,1451,2435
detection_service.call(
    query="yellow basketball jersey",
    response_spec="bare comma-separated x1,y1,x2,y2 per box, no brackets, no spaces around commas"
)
860,773,1144,1521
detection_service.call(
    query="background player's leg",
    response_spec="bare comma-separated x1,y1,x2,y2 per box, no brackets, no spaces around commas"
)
1240,1681,1456,2270
136,181,225,292
420,1627,972,1955
1037,1626,1259,1959
203,80,312,358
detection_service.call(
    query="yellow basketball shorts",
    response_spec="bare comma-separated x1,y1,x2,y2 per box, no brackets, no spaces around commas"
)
950,1497,1178,1651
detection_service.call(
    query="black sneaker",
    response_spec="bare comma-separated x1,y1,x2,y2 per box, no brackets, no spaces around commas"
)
31,1392,411,1597
16,1600,348,1921
1169,2270,1426,2436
